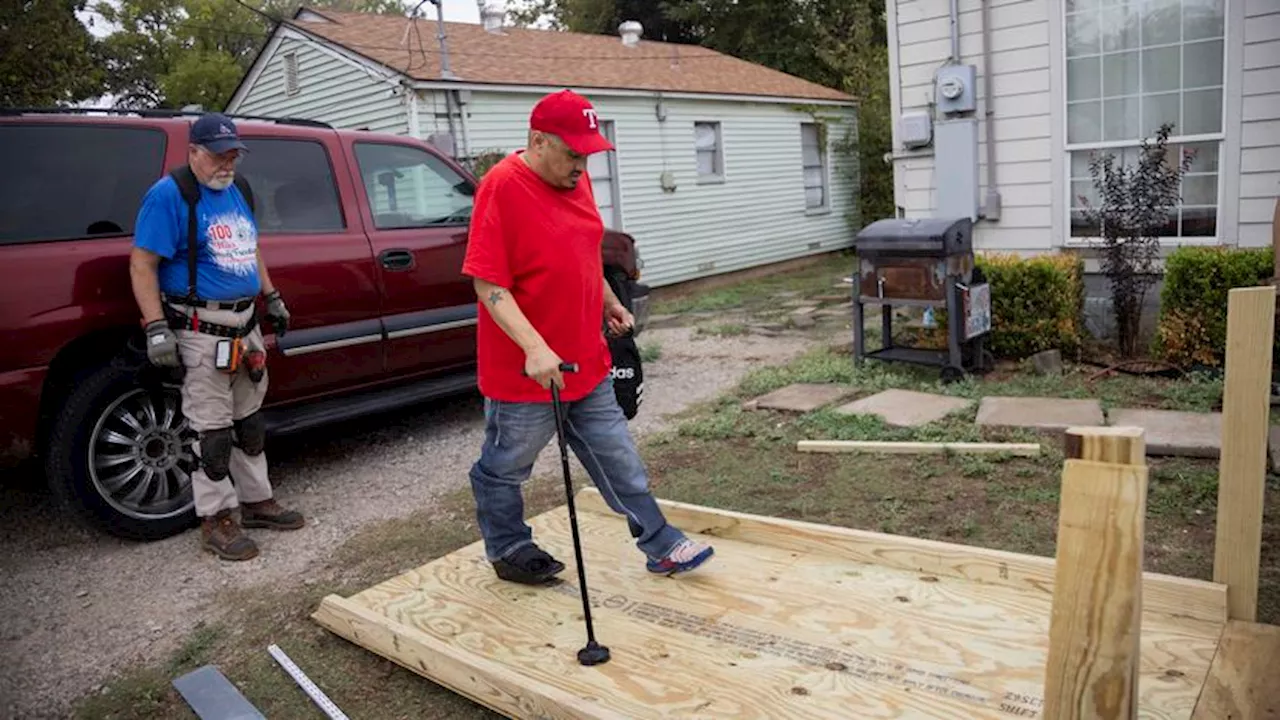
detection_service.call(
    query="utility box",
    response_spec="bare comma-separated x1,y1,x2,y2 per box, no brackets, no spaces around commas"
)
935,64,978,115
935,118,980,222
899,111,933,149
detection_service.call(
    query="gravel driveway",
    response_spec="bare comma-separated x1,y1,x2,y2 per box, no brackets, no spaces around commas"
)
0,322,832,718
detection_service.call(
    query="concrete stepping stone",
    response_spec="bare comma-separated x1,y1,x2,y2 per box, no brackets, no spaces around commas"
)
976,396,1105,432
745,383,853,412
1107,408,1221,458
835,389,973,427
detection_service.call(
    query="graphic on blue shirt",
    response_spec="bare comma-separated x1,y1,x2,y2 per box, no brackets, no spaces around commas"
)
133,176,261,301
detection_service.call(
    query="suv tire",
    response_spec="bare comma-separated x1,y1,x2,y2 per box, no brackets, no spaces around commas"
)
44,355,198,541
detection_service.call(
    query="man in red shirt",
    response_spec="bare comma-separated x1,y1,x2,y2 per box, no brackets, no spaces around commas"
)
462,89,714,584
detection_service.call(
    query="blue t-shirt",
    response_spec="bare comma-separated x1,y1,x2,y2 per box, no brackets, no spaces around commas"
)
133,176,262,301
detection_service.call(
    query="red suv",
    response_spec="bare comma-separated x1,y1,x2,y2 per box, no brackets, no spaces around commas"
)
0,109,649,541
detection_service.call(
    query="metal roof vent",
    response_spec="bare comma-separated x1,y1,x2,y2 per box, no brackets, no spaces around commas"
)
481,4,505,33
619,20,642,47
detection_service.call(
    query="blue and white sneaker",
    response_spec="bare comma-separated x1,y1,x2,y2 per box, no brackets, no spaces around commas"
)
647,538,714,575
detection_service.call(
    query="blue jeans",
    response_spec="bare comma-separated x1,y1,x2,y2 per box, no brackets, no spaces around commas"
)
468,376,687,563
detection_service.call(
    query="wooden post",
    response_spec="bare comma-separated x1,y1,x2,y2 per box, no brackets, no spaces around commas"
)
1064,426,1146,466
1213,285,1277,622
1043,428,1148,720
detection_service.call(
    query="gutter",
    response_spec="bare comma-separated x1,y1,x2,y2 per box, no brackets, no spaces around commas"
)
980,0,1001,219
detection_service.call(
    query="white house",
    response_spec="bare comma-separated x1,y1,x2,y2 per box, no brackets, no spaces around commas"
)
884,0,1279,257
224,7,860,288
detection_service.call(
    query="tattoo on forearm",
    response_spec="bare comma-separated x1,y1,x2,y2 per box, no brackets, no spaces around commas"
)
487,289,505,305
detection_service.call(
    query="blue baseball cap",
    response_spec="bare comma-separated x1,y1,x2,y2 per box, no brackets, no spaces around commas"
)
189,112,248,154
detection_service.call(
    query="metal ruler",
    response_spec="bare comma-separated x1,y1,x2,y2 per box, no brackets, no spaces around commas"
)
267,643,350,720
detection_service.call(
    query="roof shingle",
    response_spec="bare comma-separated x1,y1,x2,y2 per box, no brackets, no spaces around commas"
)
287,8,855,103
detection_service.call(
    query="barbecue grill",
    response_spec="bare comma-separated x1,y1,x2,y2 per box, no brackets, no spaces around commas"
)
850,216,992,383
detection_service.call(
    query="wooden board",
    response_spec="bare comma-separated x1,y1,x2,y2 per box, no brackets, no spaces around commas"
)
314,491,1236,720
1213,285,1276,622
1190,620,1280,719
797,440,1041,457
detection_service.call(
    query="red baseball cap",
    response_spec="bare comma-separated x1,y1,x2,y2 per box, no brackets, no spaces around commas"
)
530,89,614,155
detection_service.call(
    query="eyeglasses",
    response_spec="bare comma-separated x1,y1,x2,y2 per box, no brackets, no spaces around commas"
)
196,145,243,167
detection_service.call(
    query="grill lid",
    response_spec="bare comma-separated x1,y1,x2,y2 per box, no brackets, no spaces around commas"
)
854,216,973,256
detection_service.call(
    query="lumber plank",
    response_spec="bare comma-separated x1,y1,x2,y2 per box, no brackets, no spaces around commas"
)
573,489,1228,625
1190,620,1280,719
1064,426,1146,465
1213,285,1276,622
316,552,1009,718
313,593,633,720
318,504,1222,720
1042,459,1148,720
796,440,1041,456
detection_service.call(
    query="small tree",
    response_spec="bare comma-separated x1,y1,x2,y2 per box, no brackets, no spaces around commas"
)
1077,123,1195,357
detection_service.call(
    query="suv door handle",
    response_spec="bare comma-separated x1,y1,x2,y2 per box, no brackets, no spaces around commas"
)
379,249,415,271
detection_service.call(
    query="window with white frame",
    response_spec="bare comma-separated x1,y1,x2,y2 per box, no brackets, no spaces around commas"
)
801,122,828,209
1065,0,1224,239
587,120,621,229
694,121,723,180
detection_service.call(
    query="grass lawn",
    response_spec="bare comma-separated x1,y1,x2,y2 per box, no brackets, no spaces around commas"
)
76,255,1280,719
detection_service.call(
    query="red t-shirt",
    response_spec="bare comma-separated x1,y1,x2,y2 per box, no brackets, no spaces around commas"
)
461,152,611,403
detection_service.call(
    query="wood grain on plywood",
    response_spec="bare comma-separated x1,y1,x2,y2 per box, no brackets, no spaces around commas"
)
1214,285,1277,622
571,490,1227,625
316,499,1227,720
1191,620,1280,719
1042,459,1148,720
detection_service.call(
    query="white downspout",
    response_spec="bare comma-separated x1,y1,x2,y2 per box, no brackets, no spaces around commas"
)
405,85,422,139
980,0,1001,219
454,89,473,169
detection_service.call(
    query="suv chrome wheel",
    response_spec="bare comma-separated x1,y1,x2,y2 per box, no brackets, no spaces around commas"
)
88,387,196,522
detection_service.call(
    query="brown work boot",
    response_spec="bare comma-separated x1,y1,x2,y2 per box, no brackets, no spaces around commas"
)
201,509,259,561
240,498,305,531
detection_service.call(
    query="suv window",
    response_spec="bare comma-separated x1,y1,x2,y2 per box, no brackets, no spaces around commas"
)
353,142,473,229
0,124,166,245
238,138,346,234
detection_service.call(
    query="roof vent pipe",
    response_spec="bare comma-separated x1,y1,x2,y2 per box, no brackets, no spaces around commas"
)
619,20,643,47
481,4,505,33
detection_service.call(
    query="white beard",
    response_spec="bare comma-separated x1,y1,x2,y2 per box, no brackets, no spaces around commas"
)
204,173,234,191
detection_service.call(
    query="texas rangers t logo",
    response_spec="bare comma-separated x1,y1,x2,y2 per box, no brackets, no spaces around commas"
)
582,108,599,129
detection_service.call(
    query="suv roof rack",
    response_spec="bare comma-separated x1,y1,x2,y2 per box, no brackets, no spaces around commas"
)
0,106,333,129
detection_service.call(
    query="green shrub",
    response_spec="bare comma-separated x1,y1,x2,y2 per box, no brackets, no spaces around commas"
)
1154,246,1274,366
901,252,1086,360
976,252,1087,359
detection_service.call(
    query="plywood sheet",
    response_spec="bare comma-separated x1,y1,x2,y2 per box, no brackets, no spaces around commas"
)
315,493,1229,720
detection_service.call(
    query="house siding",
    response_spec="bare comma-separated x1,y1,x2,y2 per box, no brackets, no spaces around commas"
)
1238,0,1280,247
228,31,859,289
421,91,860,288
889,0,1055,251
232,33,408,135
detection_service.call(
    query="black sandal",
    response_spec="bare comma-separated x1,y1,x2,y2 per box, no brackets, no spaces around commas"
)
492,544,566,585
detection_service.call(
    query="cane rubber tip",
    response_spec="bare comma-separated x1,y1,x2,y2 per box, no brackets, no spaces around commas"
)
578,642,611,666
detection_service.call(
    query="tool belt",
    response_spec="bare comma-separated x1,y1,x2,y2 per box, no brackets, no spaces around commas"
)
163,294,256,312
164,304,258,339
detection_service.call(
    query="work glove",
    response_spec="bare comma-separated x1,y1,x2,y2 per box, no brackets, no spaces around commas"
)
144,320,180,367
264,290,290,337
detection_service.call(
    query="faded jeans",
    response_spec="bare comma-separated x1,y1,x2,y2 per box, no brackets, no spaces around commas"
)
468,376,687,563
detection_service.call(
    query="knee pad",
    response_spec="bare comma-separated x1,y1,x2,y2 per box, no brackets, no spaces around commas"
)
234,411,266,456
199,427,234,482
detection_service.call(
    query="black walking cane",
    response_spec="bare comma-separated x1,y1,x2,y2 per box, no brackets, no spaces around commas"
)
542,362,611,666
